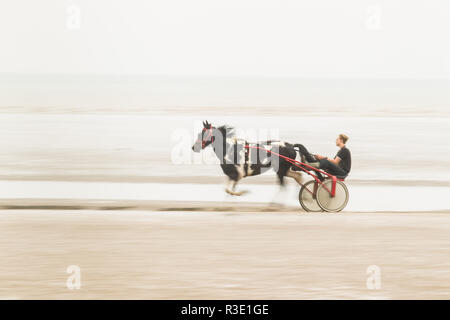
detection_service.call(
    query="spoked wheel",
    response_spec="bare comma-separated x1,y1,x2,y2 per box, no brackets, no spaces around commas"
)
316,179,349,212
299,180,323,212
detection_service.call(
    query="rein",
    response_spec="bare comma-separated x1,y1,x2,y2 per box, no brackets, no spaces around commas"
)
244,145,342,196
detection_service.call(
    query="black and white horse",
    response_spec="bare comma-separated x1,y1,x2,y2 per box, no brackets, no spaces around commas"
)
192,120,308,196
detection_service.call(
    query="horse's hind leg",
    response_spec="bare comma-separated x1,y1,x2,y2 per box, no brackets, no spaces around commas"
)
269,165,290,206
286,167,303,185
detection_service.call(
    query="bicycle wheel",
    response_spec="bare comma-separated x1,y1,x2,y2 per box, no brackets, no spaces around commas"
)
316,179,349,212
299,180,323,212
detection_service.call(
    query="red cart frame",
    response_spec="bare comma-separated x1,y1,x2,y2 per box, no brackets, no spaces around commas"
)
244,145,344,197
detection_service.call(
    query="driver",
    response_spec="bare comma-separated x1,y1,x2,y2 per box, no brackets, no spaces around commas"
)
308,134,351,178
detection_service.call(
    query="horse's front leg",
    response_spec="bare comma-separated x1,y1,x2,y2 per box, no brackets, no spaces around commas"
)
225,178,248,196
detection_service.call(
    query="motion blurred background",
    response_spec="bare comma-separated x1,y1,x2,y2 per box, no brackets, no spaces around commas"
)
0,0,449,187
1,0,450,299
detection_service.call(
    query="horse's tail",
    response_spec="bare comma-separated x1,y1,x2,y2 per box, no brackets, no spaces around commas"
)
293,144,317,163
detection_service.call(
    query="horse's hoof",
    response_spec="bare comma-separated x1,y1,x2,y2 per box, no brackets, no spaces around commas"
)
225,189,236,196
225,189,249,196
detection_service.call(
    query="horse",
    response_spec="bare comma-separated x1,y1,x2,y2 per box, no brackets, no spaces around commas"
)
191,120,309,197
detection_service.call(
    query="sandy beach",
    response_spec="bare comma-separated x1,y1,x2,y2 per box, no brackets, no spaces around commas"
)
1,209,450,299
0,107,449,299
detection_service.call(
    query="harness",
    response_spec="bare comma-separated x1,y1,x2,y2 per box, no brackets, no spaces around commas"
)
244,141,249,176
228,138,250,169
196,128,255,177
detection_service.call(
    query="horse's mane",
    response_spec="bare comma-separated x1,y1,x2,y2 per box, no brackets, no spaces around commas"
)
217,125,236,138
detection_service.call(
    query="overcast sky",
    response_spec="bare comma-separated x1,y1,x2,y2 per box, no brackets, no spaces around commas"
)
1,0,449,78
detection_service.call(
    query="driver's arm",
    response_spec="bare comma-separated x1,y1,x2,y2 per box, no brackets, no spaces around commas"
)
316,154,341,164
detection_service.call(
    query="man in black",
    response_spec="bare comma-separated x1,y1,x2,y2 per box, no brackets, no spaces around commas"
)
311,134,351,178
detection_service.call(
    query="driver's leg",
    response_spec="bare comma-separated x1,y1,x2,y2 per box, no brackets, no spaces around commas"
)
318,159,347,177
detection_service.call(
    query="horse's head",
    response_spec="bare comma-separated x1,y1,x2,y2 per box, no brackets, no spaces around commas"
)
192,120,216,152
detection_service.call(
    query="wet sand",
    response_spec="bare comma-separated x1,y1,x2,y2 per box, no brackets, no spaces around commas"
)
1,209,450,299
1,180,449,212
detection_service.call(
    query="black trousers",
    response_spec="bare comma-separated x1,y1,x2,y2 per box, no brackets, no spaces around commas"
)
319,159,348,178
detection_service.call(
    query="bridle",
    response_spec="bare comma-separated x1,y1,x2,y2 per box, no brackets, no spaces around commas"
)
196,127,215,149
